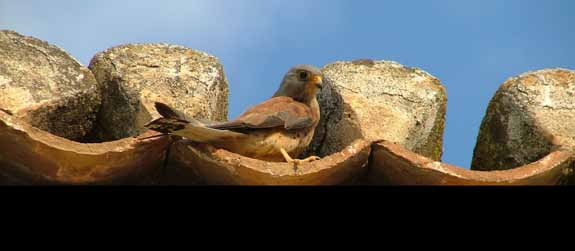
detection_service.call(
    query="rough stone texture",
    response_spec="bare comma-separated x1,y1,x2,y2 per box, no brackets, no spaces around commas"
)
88,43,229,141
304,59,447,161
472,68,575,171
0,30,101,140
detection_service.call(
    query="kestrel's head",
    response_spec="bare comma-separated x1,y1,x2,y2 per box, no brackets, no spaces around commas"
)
273,64,323,103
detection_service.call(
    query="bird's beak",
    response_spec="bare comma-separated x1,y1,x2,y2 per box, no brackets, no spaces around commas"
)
311,75,323,90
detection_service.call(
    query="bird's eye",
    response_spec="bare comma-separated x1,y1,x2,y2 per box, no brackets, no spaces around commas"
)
298,71,309,80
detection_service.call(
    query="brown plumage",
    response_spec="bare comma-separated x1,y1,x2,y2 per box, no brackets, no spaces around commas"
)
145,64,323,164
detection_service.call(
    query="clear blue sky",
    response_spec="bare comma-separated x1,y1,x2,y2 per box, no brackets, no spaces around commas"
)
1,0,574,168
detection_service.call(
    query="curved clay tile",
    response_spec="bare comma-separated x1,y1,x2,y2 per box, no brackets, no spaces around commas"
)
165,139,372,185
0,111,171,184
369,141,574,185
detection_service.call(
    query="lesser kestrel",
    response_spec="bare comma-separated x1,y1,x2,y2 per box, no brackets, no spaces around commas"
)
145,64,323,165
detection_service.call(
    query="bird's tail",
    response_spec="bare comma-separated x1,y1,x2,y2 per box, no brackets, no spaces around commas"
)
144,102,246,143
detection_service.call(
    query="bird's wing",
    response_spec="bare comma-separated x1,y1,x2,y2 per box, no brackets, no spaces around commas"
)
209,96,316,131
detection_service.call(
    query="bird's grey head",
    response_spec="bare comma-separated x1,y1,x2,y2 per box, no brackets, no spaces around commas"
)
273,64,323,103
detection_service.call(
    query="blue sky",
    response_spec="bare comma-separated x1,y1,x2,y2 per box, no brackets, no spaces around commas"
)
1,0,574,168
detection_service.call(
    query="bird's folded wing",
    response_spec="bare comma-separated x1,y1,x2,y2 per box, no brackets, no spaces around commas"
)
209,96,316,131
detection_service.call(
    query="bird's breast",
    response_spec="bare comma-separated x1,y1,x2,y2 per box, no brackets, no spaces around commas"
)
224,127,315,162
216,97,320,162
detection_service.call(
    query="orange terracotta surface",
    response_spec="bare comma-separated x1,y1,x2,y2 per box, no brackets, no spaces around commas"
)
166,139,372,185
0,111,171,184
369,141,574,185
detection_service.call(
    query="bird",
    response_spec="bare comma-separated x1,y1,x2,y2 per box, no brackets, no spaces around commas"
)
144,64,323,165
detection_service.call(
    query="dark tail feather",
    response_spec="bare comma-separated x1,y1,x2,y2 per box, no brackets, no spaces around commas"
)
144,116,246,143
145,102,247,143
144,102,192,134
154,102,221,127
154,102,187,120
145,117,189,134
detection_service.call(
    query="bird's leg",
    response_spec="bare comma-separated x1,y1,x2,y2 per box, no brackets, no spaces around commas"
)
280,148,321,165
